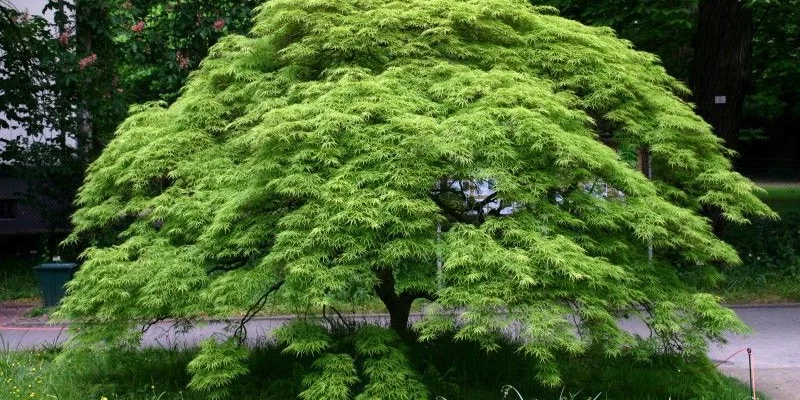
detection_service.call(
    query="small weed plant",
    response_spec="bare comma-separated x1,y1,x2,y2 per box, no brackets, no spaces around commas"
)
0,349,52,400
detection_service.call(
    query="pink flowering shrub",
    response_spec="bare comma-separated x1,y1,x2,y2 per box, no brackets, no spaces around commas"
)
78,53,97,69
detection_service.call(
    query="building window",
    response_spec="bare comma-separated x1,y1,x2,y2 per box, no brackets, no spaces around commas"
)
0,199,18,219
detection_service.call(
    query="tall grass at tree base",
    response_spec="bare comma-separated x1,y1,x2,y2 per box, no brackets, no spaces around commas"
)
0,333,765,400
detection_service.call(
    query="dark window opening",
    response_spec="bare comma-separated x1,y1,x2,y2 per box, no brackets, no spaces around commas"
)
0,199,18,219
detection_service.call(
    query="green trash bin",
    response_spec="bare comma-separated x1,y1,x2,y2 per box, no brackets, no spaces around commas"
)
33,263,79,307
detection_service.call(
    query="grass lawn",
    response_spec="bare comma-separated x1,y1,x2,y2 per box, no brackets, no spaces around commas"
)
706,183,800,303
0,258,41,303
755,184,800,215
0,335,767,400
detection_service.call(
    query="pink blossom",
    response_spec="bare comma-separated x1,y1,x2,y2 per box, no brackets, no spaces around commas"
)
78,53,97,69
58,31,70,45
132,20,145,33
11,12,30,24
175,52,190,70
213,19,225,30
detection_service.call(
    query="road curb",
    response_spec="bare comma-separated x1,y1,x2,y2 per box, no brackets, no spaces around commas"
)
0,325,68,331
0,312,419,328
724,303,800,309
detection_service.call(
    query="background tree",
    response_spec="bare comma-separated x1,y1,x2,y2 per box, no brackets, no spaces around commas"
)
0,0,260,253
106,0,262,104
545,0,799,162
1,0,87,248
746,0,800,124
740,0,800,175
58,0,773,397
689,0,753,152
0,0,60,134
539,0,696,80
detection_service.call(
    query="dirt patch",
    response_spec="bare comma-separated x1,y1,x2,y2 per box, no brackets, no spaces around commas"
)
0,298,46,326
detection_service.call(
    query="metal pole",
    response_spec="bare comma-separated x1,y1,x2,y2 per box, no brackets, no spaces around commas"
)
640,148,654,263
436,222,442,289
748,348,756,400
646,151,653,263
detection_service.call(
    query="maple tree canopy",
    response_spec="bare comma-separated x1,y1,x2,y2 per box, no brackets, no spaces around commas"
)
59,0,774,397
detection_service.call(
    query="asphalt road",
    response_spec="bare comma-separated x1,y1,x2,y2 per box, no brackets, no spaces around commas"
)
2,307,798,399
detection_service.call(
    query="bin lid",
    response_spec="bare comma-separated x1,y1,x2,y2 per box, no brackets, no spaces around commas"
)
33,262,79,270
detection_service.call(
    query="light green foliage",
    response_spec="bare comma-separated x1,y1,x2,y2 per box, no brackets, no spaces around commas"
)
59,0,773,394
187,339,250,399
299,353,359,400
540,0,697,79
282,324,427,399
276,320,333,356
354,326,428,400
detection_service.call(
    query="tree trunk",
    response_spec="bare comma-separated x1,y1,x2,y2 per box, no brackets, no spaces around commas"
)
690,0,753,151
691,0,754,236
385,296,414,334
374,269,417,335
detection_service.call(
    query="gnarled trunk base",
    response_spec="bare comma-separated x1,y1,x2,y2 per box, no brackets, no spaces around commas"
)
374,268,432,335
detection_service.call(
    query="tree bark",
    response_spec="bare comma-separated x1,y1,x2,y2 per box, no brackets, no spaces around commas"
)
386,296,413,334
690,0,754,151
374,268,429,334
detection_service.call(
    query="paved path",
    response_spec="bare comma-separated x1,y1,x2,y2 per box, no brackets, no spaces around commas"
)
0,314,393,350
707,306,800,400
2,307,798,399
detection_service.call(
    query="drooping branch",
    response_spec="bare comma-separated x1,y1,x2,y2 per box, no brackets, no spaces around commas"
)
140,315,169,335
233,279,285,345
475,191,500,208
430,178,508,225
207,260,248,275
322,304,358,331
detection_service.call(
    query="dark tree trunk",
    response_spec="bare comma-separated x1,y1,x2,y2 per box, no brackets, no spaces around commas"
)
374,268,430,335
691,0,754,236
385,296,414,334
704,204,728,237
690,0,753,151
